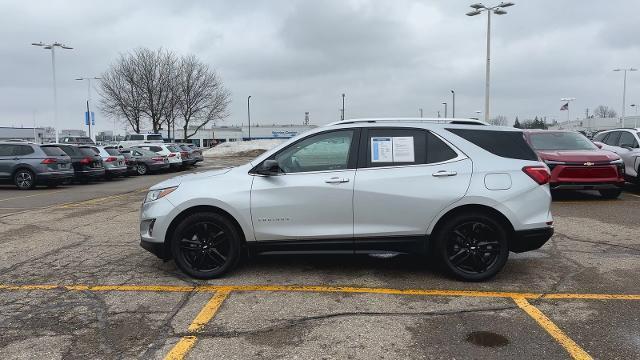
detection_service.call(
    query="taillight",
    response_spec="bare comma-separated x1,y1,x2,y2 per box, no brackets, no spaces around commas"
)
79,157,93,165
105,156,117,162
41,158,57,164
168,153,176,157
151,156,164,161
181,151,189,157
523,166,550,185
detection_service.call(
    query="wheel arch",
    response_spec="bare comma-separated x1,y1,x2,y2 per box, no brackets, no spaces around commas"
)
12,165,37,181
163,205,248,259
429,204,515,243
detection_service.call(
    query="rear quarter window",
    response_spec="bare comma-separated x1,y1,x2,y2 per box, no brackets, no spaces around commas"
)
446,128,537,161
41,146,67,156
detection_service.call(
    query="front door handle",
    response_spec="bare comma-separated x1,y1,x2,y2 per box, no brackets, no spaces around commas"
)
325,177,350,184
432,170,457,177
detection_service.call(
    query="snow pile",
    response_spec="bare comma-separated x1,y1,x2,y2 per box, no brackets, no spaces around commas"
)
203,139,285,157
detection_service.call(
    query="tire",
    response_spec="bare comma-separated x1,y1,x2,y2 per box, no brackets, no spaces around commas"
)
434,212,509,281
14,169,36,190
171,212,241,279
599,189,622,199
137,164,149,176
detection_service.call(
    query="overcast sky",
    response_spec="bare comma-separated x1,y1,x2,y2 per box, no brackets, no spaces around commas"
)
1,0,640,133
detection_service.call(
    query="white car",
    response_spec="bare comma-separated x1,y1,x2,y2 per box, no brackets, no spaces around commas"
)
133,143,183,170
139,118,554,281
593,128,640,183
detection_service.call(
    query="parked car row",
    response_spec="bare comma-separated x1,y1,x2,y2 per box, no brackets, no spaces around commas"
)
0,141,204,190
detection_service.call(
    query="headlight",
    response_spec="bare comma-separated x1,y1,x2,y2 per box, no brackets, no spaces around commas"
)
610,159,623,164
145,186,178,203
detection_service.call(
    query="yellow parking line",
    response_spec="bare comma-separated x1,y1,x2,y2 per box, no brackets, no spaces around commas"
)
513,297,593,360
0,283,638,300
0,190,67,203
164,288,231,360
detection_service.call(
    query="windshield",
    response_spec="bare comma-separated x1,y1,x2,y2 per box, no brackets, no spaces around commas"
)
166,145,179,152
78,147,99,156
127,134,144,141
105,148,121,156
529,132,597,151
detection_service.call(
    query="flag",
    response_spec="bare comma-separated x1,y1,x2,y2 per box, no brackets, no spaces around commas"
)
560,102,569,111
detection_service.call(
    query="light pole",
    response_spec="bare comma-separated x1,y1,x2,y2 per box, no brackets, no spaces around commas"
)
341,93,346,120
631,104,639,127
419,108,423,118
75,77,101,140
613,68,637,126
247,96,252,141
466,2,515,122
32,41,73,143
450,90,456,117
442,102,448,118
560,97,576,123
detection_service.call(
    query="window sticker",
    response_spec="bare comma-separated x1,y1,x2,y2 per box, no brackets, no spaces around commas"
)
371,137,393,162
392,137,415,162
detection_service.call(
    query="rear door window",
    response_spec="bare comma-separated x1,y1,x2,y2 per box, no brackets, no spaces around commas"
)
604,131,621,146
13,145,35,156
446,128,537,161
0,144,13,156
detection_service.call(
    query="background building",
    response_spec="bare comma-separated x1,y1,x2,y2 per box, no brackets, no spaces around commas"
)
0,126,45,142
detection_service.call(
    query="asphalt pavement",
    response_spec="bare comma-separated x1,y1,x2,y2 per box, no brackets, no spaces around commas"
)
0,157,638,359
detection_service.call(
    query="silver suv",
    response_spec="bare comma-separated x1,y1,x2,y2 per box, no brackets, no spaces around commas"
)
140,119,554,281
593,128,640,183
0,142,74,189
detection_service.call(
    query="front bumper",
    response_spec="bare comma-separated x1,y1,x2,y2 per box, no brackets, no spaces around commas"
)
510,227,554,253
140,239,169,259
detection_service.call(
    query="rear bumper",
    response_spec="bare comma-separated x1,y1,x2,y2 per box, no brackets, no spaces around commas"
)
149,162,171,171
510,227,554,253
37,171,75,183
75,168,105,179
550,182,625,190
105,167,128,175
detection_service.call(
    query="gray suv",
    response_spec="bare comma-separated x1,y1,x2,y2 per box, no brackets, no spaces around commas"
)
594,128,640,183
0,142,74,189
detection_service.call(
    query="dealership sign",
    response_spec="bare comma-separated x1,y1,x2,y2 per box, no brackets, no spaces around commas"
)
272,130,298,138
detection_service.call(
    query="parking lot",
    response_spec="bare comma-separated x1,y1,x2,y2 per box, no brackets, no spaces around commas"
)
0,156,639,360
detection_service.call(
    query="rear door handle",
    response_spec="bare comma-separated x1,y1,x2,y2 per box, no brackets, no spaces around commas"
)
325,177,350,184
432,170,457,177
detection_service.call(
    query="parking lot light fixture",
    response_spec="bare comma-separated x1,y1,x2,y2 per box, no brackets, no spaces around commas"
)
613,67,637,126
32,41,73,143
465,2,515,122
442,102,448,118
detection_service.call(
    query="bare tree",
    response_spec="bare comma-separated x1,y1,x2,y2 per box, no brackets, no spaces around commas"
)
593,105,617,118
175,55,231,139
488,115,508,126
134,48,178,132
99,53,145,133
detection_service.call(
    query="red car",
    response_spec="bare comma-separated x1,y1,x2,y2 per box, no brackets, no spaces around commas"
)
524,130,625,198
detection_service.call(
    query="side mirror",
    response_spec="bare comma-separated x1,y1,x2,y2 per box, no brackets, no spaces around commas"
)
592,141,604,149
256,160,281,176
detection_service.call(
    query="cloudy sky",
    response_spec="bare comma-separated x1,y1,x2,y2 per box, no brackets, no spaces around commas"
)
1,0,639,133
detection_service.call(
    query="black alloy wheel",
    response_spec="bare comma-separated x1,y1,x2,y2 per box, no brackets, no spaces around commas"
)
436,213,509,281
137,163,149,175
171,213,240,279
14,169,36,190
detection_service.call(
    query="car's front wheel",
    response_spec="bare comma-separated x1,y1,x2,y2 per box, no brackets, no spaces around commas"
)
435,212,509,281
171,212,241,279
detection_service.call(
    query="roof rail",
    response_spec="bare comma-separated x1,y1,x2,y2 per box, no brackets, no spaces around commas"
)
327,118,489,126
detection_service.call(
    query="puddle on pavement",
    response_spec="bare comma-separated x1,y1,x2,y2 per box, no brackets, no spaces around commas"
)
465,331,509,347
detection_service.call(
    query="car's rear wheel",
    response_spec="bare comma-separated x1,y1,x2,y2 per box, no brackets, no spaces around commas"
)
599,189,622,199
137,164,149,175
171,212,241,279
14,169,36,190
435,212,509,281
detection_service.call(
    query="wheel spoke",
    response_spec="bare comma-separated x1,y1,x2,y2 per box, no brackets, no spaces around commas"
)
205,249,226,266
450,249,470,266
211,231,226,246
